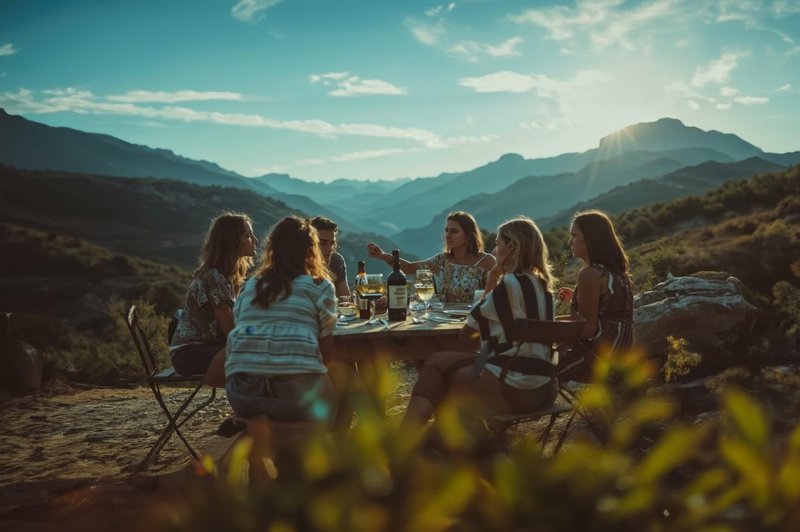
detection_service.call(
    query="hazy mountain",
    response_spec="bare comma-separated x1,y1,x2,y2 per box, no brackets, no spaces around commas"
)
255,173,406,204
390,148,737,257
596,117,764,160
539,157,788,229
363,152,596,232
0,109,351,231
0,166,407,274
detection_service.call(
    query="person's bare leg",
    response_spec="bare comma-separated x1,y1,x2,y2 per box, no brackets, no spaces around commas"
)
401,395,435,430
245,415,276,486
203,348,226,387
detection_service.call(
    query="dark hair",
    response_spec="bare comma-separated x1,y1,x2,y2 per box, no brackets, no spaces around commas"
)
195,212,253,290
309,216,338,233
252,216,331,308
445,211,484,257
572,210,629,277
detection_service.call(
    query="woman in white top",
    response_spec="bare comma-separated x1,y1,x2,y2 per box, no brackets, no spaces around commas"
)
367,211,496,304
402,216,558,430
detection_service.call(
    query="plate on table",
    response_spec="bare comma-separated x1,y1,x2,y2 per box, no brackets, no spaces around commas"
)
443,309,470,318
337,315,357,324
428,314,465,324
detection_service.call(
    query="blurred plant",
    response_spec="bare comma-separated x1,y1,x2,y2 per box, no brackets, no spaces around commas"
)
153,349,800,531
663,336,702,383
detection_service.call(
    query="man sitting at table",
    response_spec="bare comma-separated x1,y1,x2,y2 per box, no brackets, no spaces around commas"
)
310,216,350,297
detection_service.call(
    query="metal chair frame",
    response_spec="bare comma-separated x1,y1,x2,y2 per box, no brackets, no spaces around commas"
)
125,305,216,473
490,318,588,453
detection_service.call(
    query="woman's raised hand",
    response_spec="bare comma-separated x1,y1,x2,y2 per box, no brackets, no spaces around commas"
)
558,287,574,302
366,242,384,259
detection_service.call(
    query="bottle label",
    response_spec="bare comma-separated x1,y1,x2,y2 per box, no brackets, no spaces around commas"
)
388,285,407,309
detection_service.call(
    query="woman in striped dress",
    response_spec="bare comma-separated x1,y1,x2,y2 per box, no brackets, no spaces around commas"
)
557,210,634,383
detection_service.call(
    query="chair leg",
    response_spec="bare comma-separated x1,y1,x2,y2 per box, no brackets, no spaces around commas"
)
135,383,216,474
537,412,561,448
558,387,605,444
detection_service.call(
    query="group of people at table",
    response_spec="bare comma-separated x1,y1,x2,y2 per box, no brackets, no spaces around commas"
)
168,210,634,477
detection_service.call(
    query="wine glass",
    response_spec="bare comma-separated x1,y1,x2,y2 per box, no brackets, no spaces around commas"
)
361,273,385,324
414,269,435,317
337,295,358,320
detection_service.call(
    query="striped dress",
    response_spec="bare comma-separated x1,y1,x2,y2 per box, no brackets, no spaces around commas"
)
569,263,634,362
225,275,338,378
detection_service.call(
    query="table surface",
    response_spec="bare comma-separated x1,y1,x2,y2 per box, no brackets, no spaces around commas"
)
332,304,469,341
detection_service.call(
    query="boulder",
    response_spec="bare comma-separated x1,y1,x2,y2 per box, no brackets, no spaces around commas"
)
633,273,760,362
1,313,44,393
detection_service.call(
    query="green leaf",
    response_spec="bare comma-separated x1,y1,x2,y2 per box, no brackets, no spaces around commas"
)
724,389,769,449
635,424,708,484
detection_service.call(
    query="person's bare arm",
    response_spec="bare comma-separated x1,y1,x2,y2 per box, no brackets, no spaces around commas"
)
335,279,351,297
574,267,602,339
212,303,235,336
484,264,503,294
366,242,427,274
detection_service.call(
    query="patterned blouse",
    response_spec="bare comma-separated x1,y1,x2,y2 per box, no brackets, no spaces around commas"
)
419,252,491,304
170,268,235,350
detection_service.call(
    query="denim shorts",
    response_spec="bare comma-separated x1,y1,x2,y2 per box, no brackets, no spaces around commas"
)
226,372,336,423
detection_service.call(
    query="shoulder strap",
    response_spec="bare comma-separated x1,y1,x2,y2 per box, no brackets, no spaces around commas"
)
471,253,487,267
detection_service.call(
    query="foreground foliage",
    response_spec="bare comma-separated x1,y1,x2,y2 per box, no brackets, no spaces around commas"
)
158,352,800,531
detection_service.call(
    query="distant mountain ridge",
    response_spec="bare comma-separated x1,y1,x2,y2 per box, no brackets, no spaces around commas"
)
0,108,359,232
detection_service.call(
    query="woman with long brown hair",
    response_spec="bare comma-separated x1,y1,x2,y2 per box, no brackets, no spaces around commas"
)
170,212,257,386
367,211,495,303
557,210,634,382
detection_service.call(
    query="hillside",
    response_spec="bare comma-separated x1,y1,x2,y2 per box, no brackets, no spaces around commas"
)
0,109,350,231
540,157,787,229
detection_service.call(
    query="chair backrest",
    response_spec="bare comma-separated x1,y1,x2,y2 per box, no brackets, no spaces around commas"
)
125,305,160,377
510,318,585,345
167,308,183,345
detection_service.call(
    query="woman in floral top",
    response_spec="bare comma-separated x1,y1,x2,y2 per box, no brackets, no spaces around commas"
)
367,211,495,304
170,212,258,386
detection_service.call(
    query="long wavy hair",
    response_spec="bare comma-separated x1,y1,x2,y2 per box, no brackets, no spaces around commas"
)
572,210,630,277
497,216,555,292
195,212,253,291
444,211,484,257
252,216,332,308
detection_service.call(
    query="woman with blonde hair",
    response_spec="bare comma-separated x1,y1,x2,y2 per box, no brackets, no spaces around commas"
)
403,216,558,430
170,212,257,386
557,210,634,382
367,211,495,303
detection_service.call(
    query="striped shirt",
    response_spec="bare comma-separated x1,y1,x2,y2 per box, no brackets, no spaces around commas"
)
225,275,337,377
466,273,555,390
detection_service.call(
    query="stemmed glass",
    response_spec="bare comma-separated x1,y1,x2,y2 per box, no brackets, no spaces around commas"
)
414,269,435,318
360,273,385,324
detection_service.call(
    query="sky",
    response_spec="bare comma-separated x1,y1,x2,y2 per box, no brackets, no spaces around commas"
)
1,0,799,182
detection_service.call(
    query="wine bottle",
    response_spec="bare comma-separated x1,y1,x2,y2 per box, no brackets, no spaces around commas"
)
354,261,370,319
387,250,407,322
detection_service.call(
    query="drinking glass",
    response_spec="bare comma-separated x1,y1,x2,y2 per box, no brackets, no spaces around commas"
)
337,295,358,319
362,273,384,324
408,294,427,323
429,294,445,311
414,269,435,303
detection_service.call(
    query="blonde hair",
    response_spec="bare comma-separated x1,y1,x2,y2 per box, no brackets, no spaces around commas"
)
252,216,332,308
497,216,555,291
195,212,253,291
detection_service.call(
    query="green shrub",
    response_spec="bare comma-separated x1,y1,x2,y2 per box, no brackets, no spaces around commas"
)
156,351,800,531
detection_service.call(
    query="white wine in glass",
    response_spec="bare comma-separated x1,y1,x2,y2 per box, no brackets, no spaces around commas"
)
414,269,435,303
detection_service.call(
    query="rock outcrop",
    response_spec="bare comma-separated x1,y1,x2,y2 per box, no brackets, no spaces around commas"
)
633,273,760,362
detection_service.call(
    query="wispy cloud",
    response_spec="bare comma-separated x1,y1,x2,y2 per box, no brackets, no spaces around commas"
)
0,87,451,147
425,3,456,17
107,90,246,103
485,36,524,57
776,83,792,92
231,0,282,23
309,72,406,97
0,43,17,56
511,0,681,51
458,69,610,98
720,86,738,97
733,95,769,104
407,18,446,46
690,51,747,87
298,148,406,166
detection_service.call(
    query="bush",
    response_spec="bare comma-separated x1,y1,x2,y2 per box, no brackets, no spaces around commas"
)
155,352,800,531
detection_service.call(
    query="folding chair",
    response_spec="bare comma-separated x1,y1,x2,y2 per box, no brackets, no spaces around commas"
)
124,305,217,473
489,318,586,453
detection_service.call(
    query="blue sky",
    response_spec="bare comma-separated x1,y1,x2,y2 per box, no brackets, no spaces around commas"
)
1,0,799,182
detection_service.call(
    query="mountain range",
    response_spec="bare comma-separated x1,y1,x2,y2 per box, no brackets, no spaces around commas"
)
2,109,799,261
